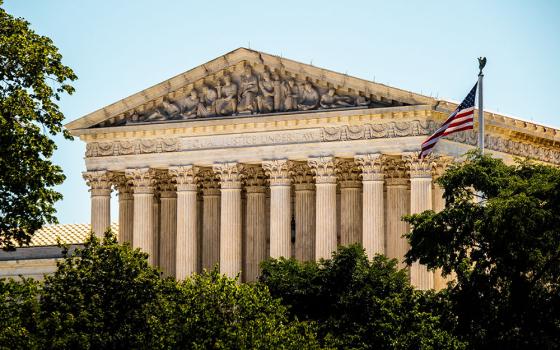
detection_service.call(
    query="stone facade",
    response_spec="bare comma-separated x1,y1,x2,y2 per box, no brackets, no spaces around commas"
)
65,48,560,289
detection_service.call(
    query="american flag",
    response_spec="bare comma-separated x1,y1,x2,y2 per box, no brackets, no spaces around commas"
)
420,83,478,158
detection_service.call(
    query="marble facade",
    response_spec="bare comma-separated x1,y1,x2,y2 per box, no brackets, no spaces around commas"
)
67,48,560,289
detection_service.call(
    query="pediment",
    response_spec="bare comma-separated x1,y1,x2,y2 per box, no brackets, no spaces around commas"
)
65,48,434,130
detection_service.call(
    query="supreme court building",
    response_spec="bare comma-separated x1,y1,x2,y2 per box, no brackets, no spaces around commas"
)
65,48,560,289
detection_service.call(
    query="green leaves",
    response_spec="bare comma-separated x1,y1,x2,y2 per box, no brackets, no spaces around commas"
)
0,3,76,249
260,245,465,350
0,230,321,350
404,151,560,348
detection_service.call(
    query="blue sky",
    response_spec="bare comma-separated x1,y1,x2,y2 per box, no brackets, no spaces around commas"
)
3,0,559,224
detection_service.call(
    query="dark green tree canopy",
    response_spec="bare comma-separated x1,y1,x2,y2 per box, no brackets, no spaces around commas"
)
260,245,465,350
404,151,560,349
0,231,321,350
0,2,76,249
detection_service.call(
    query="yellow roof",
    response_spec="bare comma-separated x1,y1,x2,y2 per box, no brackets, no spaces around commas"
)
29,223,119,247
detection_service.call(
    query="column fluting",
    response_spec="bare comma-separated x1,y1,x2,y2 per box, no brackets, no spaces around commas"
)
213,162,244,279
113,174,134,244
308,157,338,260
169,165,199,280
200,170,221,271
126,168,157,265
337,159,362,247
385,159,409,269
83,171,112,237
263,160,292,259
432,158,453,290
355,153,386,258
244,166,267,281
291,163,315,261
157,173,177,277
405,153,435,290
152,190,161,267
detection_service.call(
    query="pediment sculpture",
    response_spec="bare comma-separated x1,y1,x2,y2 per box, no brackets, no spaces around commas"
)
118,65,376,125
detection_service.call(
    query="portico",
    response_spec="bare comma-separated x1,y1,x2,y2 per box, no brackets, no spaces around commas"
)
68,48,560,289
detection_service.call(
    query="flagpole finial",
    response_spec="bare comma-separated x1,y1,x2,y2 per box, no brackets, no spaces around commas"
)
478,57,487,75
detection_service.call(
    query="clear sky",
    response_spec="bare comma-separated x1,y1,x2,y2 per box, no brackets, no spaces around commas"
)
3,0,559,225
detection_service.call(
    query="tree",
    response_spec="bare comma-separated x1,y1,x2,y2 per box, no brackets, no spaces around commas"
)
169,271,321,349
38,232,173,349
0,277,40,350
260,245,465,350
35,231,321,349
0,2,77,249
404,151,560,349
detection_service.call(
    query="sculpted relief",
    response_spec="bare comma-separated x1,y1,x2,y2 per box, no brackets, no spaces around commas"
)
116,64,375,125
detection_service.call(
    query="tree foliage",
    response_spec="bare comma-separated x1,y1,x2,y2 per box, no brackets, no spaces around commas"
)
260,245,465,350
38,233,172,349
0,231,321,350
0,277,40,350
404,151,560,349
0,2,76,249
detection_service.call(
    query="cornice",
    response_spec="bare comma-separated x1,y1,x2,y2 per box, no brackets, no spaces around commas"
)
73,104,431,141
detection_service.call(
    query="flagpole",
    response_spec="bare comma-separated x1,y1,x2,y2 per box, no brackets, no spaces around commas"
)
477,57,486,153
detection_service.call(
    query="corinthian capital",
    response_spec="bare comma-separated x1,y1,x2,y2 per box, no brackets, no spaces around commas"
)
110,173,133,199
290,162,313,184
83,170,112,196
308,156,337,184
154,171,176,197
262,159,292,186
213,162,244,189
432,156,455,179
168,165,199,192
385,157,408,186
402,152,435,179
355,153,386,181
198,168,220,193
125,168,158,194
336,159,361,187
244,166,266,188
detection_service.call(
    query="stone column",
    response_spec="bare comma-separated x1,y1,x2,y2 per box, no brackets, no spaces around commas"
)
432,158,453,290
385,159,409,269
197,192,203,272
263,159,292,259
126,168,157,265
336,159,362,247
355,154,386,258
291,163,315,261
308,157,337,260
157,173,177,277
113,174,134,244
169,165,199,280
83,171,112,237
405,154,434,290
213,162,244,279
152,190,161,266
243,166,267,282
199,170,221,271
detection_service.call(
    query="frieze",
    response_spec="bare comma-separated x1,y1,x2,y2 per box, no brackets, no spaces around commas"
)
84,120,560,165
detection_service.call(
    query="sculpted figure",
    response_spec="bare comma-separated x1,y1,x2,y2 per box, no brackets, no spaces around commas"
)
237,65,258,113
281,78,299,111
320,88,355,109
216,74,238,116
257,71,275,113
297,82,319,111
272,73,282,111
144,97,180,121
356,92,370,107
178,90,201,118
197,85,217,117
